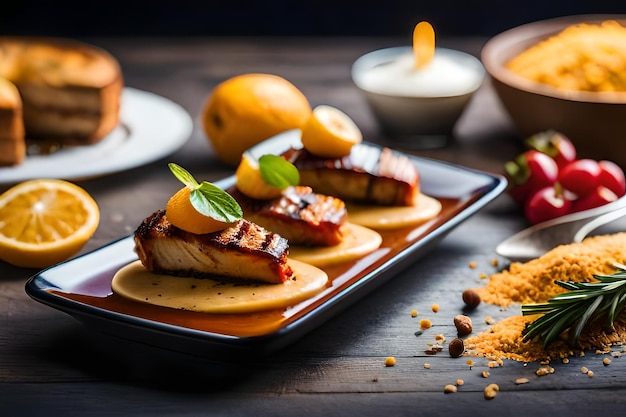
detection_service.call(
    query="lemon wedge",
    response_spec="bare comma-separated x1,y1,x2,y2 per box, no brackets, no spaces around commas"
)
235,154,285,200
0,179,100,268
300,105,363,159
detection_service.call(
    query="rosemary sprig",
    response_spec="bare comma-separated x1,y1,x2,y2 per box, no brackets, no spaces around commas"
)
521,264,626,347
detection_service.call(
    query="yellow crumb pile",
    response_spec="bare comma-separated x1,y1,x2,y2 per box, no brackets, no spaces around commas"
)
466,314,626,363
507,20,626,92
476,233,626,307
466,233,626,362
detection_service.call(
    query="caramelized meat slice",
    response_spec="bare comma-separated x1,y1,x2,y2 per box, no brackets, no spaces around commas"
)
283,144,420,206
231,186,347,247
134,210,293,284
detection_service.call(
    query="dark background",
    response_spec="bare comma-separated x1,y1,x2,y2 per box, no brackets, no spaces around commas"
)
2,1,626,38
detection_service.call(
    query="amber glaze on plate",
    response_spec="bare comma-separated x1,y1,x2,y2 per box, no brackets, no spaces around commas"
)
49,195,466,338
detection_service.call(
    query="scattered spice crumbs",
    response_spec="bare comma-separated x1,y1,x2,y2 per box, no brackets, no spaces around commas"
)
475,233,626,307
385,356,396,367
464,233,626,362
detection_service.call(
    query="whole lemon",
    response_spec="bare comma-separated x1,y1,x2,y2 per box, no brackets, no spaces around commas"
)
201,73,312,166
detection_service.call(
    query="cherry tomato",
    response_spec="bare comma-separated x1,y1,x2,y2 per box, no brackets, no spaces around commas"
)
524,185,573,225
571,186,619,213
526,130,577,169
598,160,626,198
505,149,559,205
557,159,601,197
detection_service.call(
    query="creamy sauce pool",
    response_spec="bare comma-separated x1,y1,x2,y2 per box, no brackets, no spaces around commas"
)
358,50,484,97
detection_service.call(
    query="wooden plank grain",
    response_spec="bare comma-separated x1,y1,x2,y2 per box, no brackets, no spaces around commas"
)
2,36,626,416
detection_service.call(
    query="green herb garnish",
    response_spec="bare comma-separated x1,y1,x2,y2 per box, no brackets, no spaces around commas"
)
168,162,243,223
521,264,626,347
258,154,299,189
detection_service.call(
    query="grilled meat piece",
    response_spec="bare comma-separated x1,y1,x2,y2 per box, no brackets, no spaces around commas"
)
283,144,419,206
134,210,293,284
230,186,348,247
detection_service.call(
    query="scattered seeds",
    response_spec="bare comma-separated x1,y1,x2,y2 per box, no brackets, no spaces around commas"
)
410,309,418,317
603,357,611,366
424,363,431,369
481,371,490,378
587,370,595,378
454,315,473,336
444,384,458,394
449,338,465,358
483,383,500,400
456,379,464,386
469,261,477,269
462,289,481,308
431,303,440,313
420,319,432,330
385,356,396,367
536,365,555,376
515,377,530,385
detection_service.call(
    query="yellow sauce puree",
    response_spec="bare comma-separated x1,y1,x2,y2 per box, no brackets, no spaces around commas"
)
507,20,626,92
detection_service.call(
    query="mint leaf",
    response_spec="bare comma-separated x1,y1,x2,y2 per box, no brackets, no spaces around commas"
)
191,182,243,223
259,154,299,189
168,163,199,188
169,162,242,223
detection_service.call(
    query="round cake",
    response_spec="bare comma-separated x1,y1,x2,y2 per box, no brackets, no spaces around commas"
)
0,37,124,166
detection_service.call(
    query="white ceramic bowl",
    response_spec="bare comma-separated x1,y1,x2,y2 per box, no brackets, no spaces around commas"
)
351,46,485,147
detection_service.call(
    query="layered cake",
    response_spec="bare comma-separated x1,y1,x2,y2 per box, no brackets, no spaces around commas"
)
0,78,25,166
0,37,124,166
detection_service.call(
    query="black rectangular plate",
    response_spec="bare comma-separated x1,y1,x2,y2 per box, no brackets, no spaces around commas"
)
25,131,507,359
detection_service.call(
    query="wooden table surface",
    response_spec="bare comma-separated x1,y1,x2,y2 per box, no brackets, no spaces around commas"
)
2,36,625,417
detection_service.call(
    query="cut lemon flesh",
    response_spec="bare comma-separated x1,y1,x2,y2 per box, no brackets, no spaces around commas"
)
300,105,363,158
165,186,229,235
0,179,100,268
235,155,284,200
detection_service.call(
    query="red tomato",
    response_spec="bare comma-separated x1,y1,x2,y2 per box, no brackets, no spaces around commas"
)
598,160,626,197
506,150,559,205
526,130,577,169
558,159,601,197
571,186,619,213
524,185,573,225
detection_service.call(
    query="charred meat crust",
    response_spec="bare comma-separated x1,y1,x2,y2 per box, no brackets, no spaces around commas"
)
134,210,293,284
230,186,347,247
282,145,419,206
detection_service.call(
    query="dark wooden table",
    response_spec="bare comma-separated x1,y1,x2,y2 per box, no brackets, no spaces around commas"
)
2,37,625,417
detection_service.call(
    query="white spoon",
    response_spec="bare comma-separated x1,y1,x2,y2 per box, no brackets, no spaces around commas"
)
496,196,626,263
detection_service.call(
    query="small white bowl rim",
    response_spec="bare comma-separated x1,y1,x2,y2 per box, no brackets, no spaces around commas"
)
482,14,626,104
351,46,485,98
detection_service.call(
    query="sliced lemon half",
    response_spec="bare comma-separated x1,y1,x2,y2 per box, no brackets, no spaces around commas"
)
300,105,363,159
0,179,100,268
235,154,285,200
